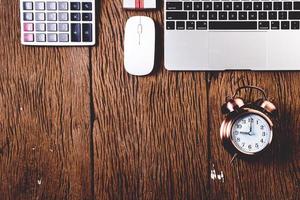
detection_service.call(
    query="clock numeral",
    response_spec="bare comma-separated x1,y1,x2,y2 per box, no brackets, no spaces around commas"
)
248,145,252,149
237,137,240,142
260,139,264,143
260,125,264,130
255,143,259,148
236,124,242,129
262,132,266,136
234,131,239,135
256,120,259,125
242,142,245,147
242,120,246,124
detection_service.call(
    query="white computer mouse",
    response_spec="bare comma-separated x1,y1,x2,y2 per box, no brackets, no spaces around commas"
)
124,16,155,76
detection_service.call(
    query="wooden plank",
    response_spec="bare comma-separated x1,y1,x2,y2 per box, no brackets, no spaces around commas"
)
92,1,209,199
208,72,300,200
0,2,92,200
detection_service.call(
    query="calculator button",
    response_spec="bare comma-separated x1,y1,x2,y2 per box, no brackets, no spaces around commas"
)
36,33,46,42
35,23,46,31
82,13,92,21
71,2,81,10
47,2,57,10
59,34,69,42
24,23,34,31
23,2,33,10
35,13,45,21
82,2,92,10
71,13,81,21
47,23,57,31
48,33,58,42
24,13,33,21
58,2,69,10
24,33,34,42
58,13,69,21
47,13,57,21
83,23,92,42
35,2,45,10
59,23,69,32
71,23,81,42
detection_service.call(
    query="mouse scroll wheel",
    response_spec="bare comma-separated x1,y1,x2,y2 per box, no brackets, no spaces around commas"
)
137,24,143,34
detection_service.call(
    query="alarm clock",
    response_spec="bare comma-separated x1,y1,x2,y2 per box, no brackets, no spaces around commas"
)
220,86,276,157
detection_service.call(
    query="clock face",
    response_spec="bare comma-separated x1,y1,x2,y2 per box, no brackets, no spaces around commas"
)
231,113,272,154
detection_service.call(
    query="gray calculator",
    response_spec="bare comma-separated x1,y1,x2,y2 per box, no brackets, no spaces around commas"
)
20,0,96,46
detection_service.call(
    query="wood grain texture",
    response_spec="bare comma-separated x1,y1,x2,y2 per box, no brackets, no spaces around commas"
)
92,1,209,199
0,1,92,200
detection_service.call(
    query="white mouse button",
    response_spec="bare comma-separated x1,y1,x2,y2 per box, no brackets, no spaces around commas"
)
124,16,155,76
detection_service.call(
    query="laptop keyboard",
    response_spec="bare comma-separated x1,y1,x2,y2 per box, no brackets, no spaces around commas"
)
166,0,300,30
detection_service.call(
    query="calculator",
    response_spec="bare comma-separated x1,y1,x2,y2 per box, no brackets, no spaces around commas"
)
20,0,96,46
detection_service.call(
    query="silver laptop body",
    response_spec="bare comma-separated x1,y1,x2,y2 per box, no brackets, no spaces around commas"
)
164,0,300,71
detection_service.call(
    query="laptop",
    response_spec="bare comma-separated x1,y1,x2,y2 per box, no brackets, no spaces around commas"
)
164,0,300,71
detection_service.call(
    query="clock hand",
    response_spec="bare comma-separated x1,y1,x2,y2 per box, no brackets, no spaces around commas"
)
249,117,256,135
240,131,250,135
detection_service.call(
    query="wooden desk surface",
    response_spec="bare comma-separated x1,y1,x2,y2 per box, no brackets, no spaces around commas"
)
0,1,299,199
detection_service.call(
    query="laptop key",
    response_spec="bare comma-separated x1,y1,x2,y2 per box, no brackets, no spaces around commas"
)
194,2,202,10
259,21,269,30
166,12,187,20
224,2,232,10
284,2,292,10
234,2,242,10
279,11,288,20
219,12,227,20
239,12,247,20
271,21,280,29
209,12,217,20
199,12,207,20
214,2,222,10
281,21,290,29
176,21,185,30
184,2,192,10
189,12,197,20
274,2,282,10
229,12,238,20
294,2,300,10
259,12,267,20
249,12,257,20
166,2,182,10
289,11,300,19
166,21,175,30
186,21,195,30
254,2,262,10
209,21,257,30
196,21,207,30
204,2,212,10
269,12,277,20
263,2,272,10
291,21,300,29
244,2,252,10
